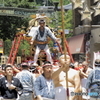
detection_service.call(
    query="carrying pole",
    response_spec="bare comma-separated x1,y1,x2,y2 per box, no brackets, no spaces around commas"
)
60,0,69,99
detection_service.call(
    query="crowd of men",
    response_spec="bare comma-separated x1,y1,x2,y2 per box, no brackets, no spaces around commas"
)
0,19,100,100
0,54,100,100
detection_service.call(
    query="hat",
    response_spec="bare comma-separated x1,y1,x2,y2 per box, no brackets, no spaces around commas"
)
30,66,37,72
4,65,12,71
21,63,28,67
42,61,52,68
69,63,74,68
42,63,53,68
39,19,45,23
95,59,100,66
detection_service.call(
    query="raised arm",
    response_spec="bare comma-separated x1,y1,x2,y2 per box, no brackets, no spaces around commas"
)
0,69,5,74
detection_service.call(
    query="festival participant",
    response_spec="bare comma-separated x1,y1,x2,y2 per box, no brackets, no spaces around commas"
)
30,65,41,78
74,61,79,70
29,19,59,66
74,62,83,70
0,65,23,100
79,61,92,100
16,63,35,100
34,61,55,100
52,55,82,100
86,59,100,100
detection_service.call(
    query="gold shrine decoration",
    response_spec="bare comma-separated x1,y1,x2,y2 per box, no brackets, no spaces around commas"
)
93,1,100,16
30,14,36,19
71,0,85,9
24,36,32,42
30,14,45,19
94,0,99,3
78,5,94,21
29,14,50,27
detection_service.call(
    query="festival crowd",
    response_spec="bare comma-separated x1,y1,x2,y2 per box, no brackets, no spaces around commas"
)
0,55,100,100
0,19,100,100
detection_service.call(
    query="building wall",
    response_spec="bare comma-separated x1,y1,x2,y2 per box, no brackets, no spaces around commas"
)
74,0,100,34
73,0,100,66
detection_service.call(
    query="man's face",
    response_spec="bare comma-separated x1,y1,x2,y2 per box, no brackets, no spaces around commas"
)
82,61,88,71
43,66,53,74
5,67,13,76
82,64,88,71
39,23,45,27
59,55,70,71
59,55,70,65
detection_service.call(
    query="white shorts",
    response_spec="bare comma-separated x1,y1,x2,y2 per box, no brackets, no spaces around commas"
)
81,78,90,99
54,86,76,100
54,86,67,100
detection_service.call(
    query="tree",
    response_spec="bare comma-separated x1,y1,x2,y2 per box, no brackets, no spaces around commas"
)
0,0,71,41
18,40,31,56
4,0,37,8
4,39,12,55
0,16,29,41
49,9,73,38
1,0,72,56
4,39,31,57
52,0,70,5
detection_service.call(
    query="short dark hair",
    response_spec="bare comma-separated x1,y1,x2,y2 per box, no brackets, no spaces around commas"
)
69,63,74,69
21,63,28,68
39,19,45,24
43,61,51,65
4,65,12,71
1,64,6,70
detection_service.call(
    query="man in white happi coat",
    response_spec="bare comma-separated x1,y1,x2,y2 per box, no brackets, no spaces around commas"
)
29,19,58,66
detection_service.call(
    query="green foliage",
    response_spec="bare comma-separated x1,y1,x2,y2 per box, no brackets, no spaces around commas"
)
4,39,30,56
0,16,29,41
49,10,73,38
36,0,53,6
4,39,12,55
3,0,70,7
18,40,31,56
53,0,70,5
54,10,73,30
4,0,36,8
0,0,73,56
64,10,73,29
48,40,54,47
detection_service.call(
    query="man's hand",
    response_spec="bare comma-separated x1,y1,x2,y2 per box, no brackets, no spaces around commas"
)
36,95,43,100
8,84,16,90
30,40,34,44
60,58,70,67
56,38,61,44
59,55,70,71
0,69,5,75
61,62,69,72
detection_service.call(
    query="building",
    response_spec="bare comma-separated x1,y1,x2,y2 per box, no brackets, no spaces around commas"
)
68,0,100,66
